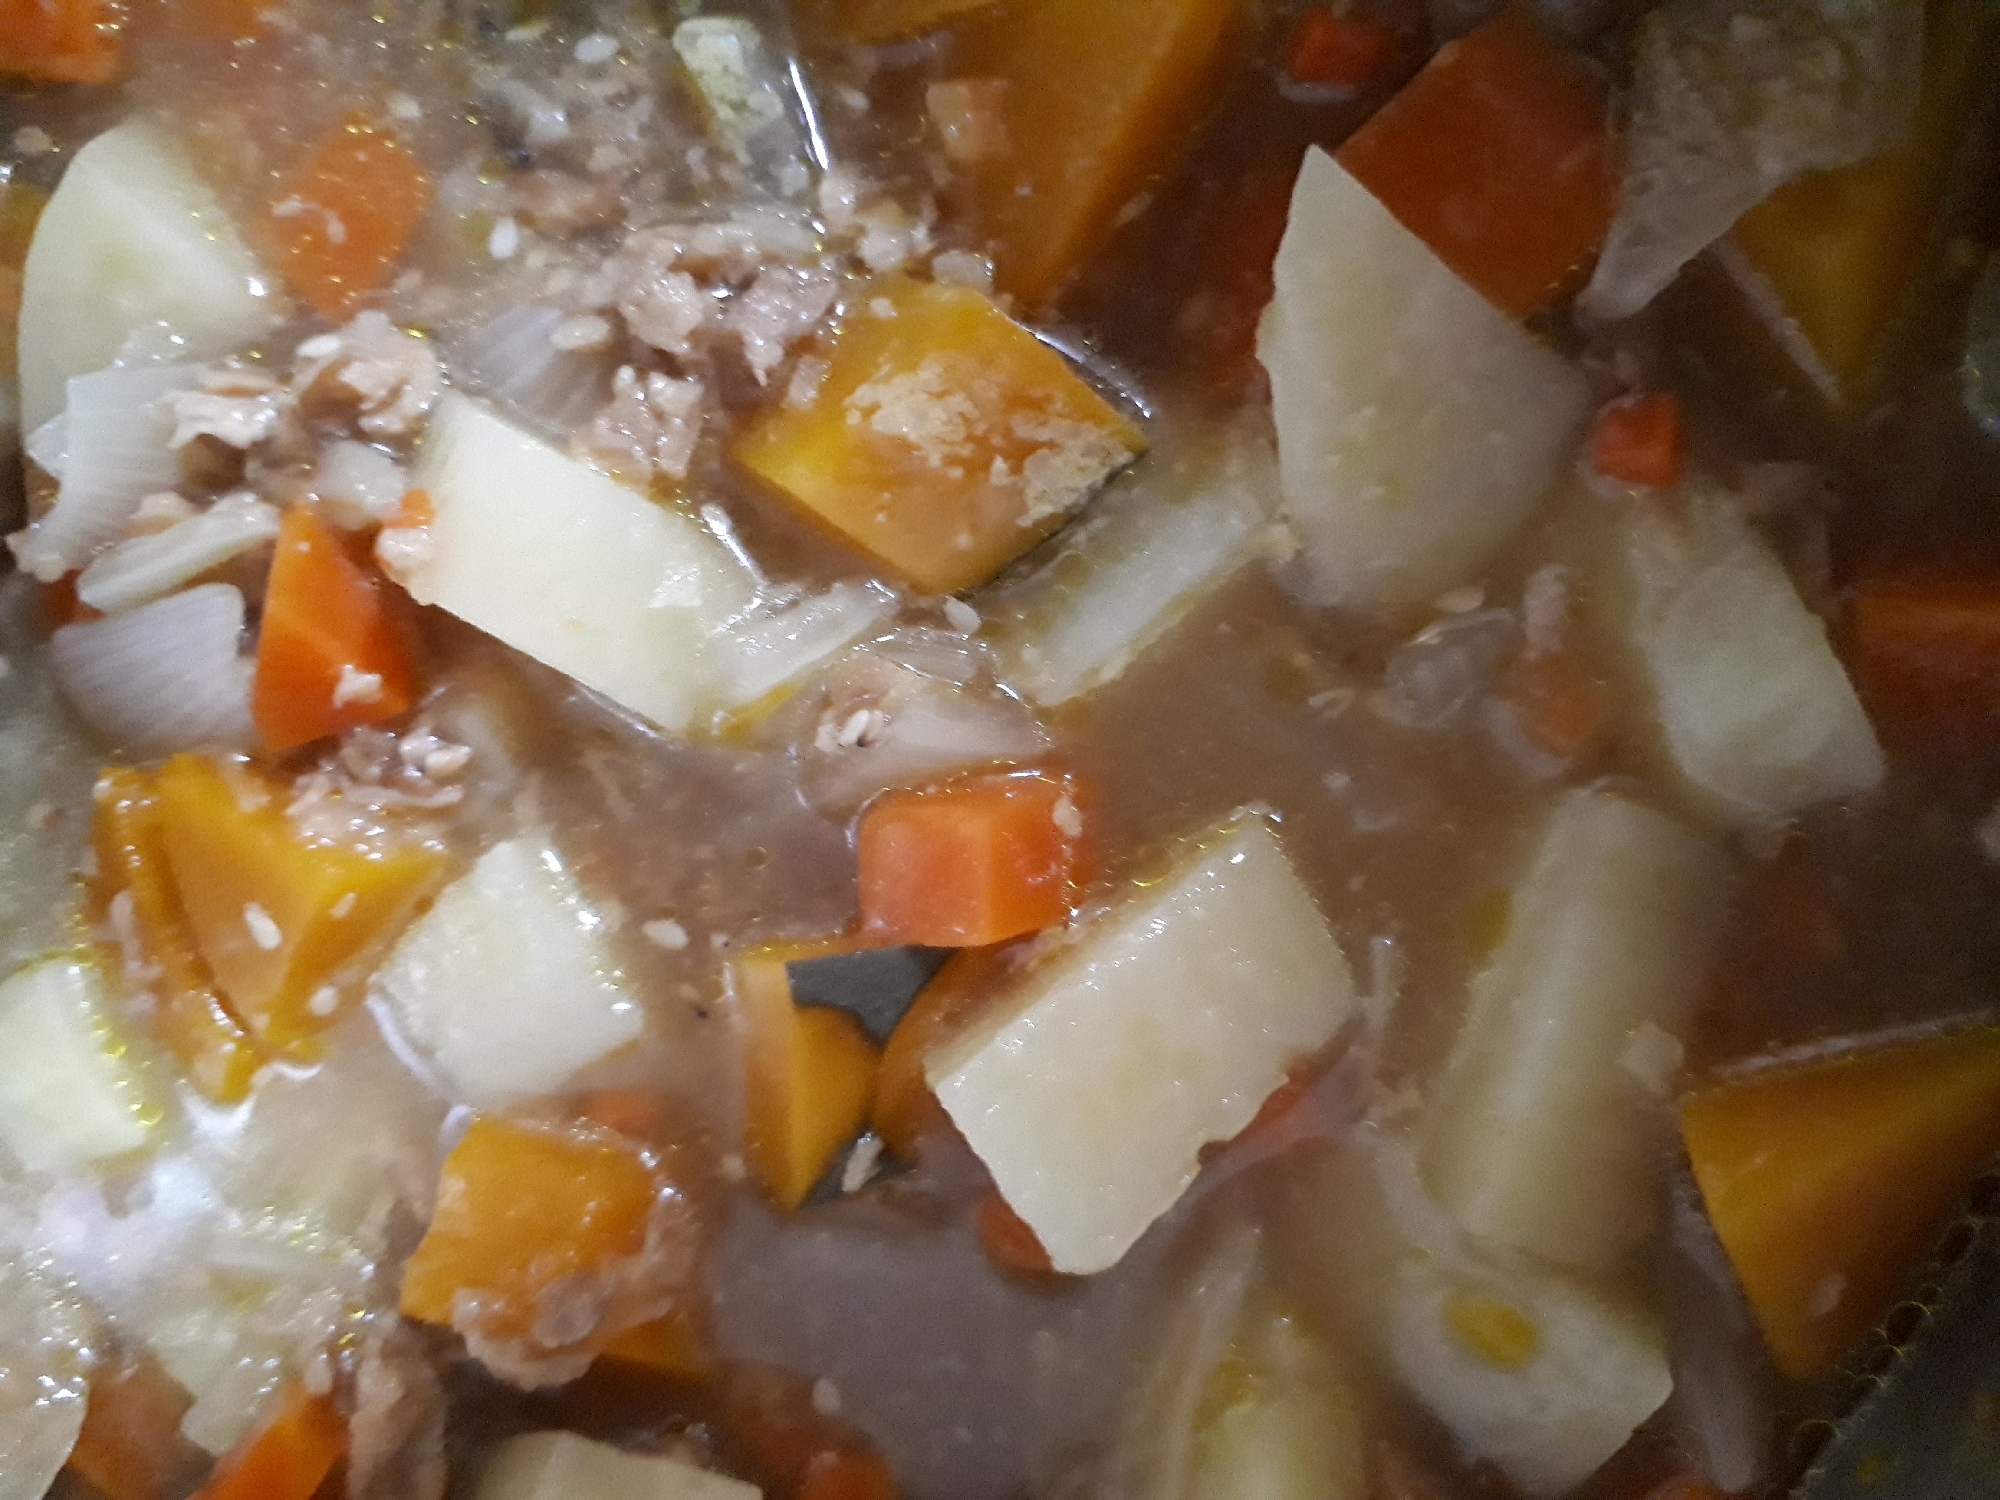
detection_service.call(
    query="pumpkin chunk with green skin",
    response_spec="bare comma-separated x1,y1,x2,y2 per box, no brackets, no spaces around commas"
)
1680,1026,2000,1380
735,277,1144,595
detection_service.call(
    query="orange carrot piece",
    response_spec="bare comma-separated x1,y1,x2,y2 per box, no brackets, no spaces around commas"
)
0,0,121,84
871,945,1014,1160
857,772,1084,947
975,1187,1056,1278
1283,10,1397,90
1591,393,1684,488
1497,649,1613,762
67,1352,200,1500
1846,578,2000,732
400,1116,662,1348
799,1449,901,1500
1336,8,1613,318
91,769,264,1104
254,505,419,753
718,1364,898,1500
193,1385,345,1500
263,113,431,321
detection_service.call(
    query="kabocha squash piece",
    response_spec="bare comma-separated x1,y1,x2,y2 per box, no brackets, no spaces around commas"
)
1680,1026,2000,1381
401,1116,671,1362
872,944,1015,1160
0,0,121,83
730,942,882,1211
253,506,420,753
1722,0,1999,408
91,768,262,1104
191,1384,344,1500
857,772,1085,947
944,0,1252,310
597,1309,716,1383
1335,8,1614,319
262,113,433,322
735,277,1143,594
153,753,446,1055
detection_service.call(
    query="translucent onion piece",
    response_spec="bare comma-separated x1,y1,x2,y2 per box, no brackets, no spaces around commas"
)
445,304,616,441
1582,0,1924,321
0,1258,92,1500
50,583,254,755
708,582,896,714
9,363,204,583
77,494,281,614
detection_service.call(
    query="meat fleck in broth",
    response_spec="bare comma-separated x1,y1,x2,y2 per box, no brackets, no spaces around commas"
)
2,2,1999,1498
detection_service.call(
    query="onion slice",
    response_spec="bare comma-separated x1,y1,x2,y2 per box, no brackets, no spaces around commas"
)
50,583,255,755
76,493,281,614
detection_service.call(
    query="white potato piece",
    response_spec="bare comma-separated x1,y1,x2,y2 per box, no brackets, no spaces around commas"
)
374,837,643,1107
1626,490,1885,824
1386,1254,1673,1497
981,423,1277,706
1256,147,1589,611
1419,789,1734,1273
929,816,1355,1274
0,958,155,1175
478,1431,762,1500
0,1259,91,1500
398,393,755,732
17,120,279,433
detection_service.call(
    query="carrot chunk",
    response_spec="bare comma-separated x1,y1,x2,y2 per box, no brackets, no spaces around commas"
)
732,943,882,1211
1498,649,1613,762
400,1116,664,1348
262,114,432,321
152,753,446,1056
944,0,1251,310
1283,10,1397,90
974,1187,1056,1278
1335,8,1613,317
799,1449,901,1500
192,1385,345,1500
253,505,420,753
1591,393,1683,488
735,277,1143,595
1846,578,2000,734
1680,1026,2000,1379
857,772,1084,947
0,0,121,84
90,769,263,1104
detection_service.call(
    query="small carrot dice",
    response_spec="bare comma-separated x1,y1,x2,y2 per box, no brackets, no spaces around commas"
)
0,0,121,84
263,113,431,321
153,753,446,1055
735,278,1144,594
1283,10,1397,90
1336,8,1613,317
858,772,1084,947
974,1186,1056,1278
1846,577,2000,735
192,1385,344,1500
400,1116,665,1347
1590,393,1683,489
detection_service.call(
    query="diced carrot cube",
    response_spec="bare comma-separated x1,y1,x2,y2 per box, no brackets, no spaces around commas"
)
263,113,432,322
0,0,121,84
153,753,446,1056
254,505,420,753
799,1449,901,1500
1591,393,1683,488
718,1364,899,1500
1335,8,1613,318
732,946,882,1211
1498,649,1613,762
91,769,263,1104
192,1385,344,1500
871,945,1014,1160
1680,1026,2000,1379
735,277,1143,594
1283,10,1397,90
857,772,1084,947
974,1186,1056,1278
400,1116,663,1346
945,0,1253,310
68,1351,201,1500
1846,578,2000,734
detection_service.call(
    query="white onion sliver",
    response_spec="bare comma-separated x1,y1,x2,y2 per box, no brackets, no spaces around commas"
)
77,494,281,614
446,303,615,439
50,583,255,755
711,582,895,711
10,363,205,581
23,413,67,481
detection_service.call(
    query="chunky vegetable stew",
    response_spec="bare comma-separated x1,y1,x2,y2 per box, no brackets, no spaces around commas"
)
2,1,1999,1497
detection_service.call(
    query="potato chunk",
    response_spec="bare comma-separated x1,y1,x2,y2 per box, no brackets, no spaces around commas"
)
928,816,1353,1273
734,277,1143,595
1256,147,1588,611
477,1431,760,1500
